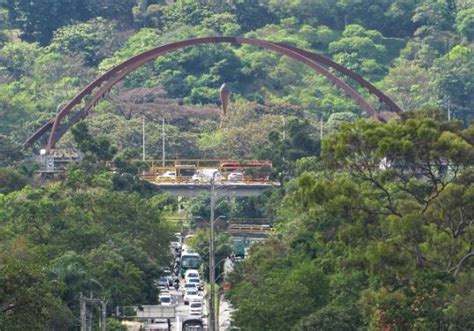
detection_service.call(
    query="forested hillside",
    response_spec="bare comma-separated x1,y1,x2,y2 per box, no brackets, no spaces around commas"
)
0,0,473,330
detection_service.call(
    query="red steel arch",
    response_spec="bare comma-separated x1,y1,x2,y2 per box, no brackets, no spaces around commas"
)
24,37,401,151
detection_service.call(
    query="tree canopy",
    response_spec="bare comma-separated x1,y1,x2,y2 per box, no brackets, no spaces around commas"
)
0,0,473,329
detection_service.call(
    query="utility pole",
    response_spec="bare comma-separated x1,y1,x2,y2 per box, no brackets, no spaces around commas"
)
142,116,146,162
80,293,87,331
162,118,166,167
101,300,107,331
447,97,451,121
209,173,217,331
320,117,324,139
87,292,92,331
281,115,286,140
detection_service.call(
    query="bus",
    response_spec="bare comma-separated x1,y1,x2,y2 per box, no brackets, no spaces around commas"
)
179,252,201,278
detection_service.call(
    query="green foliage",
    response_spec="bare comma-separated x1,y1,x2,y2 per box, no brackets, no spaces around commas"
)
432,45,474,123
0,135,24,166
188,229,232,281
72,121,117,162
189,193,230,223
381,59,435,111
0,169,174,328
1,1,473,329
258,118,321,180
2,0,134,44
0,238,71,330
230,242,328,331
49,18,120,66
3,0,92,44
455,7,474,41
107,318,128,331
230,113,473,330
0,167,27,194
329,24,388,79
0,41,43,78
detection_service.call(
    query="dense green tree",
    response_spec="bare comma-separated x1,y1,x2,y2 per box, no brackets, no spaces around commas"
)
229,111,473,330
432,45,474,122
2,0,136,44
0,86,39,138
49,18,123,66
160,0,212,28
329,24,387,78
381,59,435,111
0,135,24,166
229,239,328,331
0,167,27,194
0,170,174,320
455,6,474,41
0,238,70,330
72,121,118,162
0,41,43,78
412,0,454,34
189,193,231,225
258,117,320,180
3,0,92,44
231,0,277,32
86,244,145,306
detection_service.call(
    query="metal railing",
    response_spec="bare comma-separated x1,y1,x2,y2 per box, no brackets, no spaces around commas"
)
227,224,273,235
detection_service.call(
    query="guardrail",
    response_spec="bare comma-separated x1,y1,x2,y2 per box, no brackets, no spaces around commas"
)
228,218,272,225
228,224,273,235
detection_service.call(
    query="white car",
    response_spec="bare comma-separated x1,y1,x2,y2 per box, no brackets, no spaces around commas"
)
186,277,202,290
189,301,203,316
184,269,200,280
156,171,176,182
228,172,244,181
155,277,168,290
183,289,202,305
158,293,172,306
192,169,222,183
181,282,198,296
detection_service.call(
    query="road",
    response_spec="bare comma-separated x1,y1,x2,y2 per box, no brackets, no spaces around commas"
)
171,284,207,331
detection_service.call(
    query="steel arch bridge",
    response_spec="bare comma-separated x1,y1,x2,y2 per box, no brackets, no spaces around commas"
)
24,36,401,152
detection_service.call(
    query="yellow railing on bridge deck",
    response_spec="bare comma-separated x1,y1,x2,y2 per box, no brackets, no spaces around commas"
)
138,159,274,184
142,159,271,168
227,224,273,235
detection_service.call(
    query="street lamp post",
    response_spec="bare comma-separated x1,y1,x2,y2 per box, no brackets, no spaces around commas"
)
209,173,217,331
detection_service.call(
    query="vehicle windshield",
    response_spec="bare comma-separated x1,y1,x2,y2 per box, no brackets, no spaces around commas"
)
190,302,202,308
188,278,199,283
183,321,204,331
160,297,171,303
185,284,196,289
186,290,198,295
181,256,200,268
